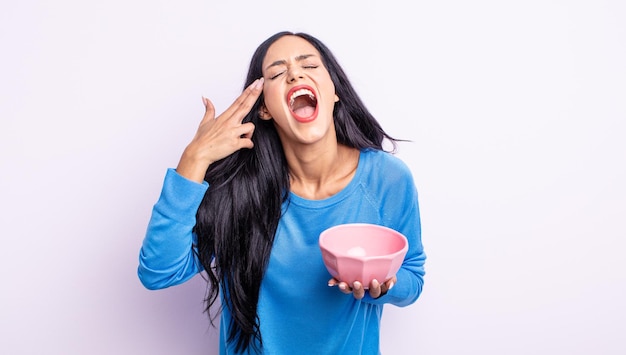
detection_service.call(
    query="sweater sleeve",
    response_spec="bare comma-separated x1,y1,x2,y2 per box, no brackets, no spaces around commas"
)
364,156,426,306
137,168,209,290
374,198,426,307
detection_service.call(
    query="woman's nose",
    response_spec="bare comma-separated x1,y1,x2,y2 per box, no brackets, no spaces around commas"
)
287,67,304,83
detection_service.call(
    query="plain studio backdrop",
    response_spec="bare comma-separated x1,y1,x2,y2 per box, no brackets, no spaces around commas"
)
1,1,624,354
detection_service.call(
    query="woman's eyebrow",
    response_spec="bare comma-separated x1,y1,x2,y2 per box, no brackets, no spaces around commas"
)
265,54,317,71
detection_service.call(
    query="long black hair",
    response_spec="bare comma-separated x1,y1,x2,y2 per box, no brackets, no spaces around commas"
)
194,31,399,353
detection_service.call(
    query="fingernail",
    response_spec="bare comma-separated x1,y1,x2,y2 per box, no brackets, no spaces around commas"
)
388,281,395,290
339,284,347,291
255,77,264,89
353,282,362,290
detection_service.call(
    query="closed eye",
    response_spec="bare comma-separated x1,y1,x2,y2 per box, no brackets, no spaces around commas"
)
268,65,318,80
270,71,285,80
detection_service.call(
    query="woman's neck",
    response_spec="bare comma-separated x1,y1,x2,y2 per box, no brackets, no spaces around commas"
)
286,143,360,200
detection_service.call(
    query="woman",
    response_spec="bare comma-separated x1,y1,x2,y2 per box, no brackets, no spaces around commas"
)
138,31,426,354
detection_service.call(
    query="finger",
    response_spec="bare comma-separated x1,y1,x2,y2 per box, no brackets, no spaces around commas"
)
219,78,264,123
385,276,397,291
352,281,365,300
201,96,216,122
378,277,396,299
369,279,382,299
239,122,255,140
229,78,264,119
338,282,352,295
236,124,256,150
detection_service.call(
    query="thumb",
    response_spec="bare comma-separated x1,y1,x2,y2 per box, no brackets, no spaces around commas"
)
201,96,216,121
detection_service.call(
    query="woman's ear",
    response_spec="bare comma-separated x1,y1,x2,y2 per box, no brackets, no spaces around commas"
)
259,104,272,120
334,94,340,103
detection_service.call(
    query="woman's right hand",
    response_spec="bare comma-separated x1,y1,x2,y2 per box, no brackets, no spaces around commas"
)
176,78,265,183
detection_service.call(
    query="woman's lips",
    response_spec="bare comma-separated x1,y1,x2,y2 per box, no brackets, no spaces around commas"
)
287,85,318,123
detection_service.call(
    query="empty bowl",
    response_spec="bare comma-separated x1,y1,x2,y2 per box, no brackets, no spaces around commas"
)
319,223,408,287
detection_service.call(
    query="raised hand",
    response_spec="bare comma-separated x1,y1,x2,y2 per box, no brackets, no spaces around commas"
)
176,78,264,183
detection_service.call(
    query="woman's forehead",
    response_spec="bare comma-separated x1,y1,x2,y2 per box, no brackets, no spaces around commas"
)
263,36,321,65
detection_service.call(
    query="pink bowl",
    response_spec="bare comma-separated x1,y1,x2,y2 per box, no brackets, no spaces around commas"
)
319,223,408,287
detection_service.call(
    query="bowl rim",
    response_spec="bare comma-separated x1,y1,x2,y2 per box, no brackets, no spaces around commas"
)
318,223,409,260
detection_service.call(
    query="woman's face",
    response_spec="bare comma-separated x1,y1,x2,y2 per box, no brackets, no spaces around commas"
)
260,35,339,148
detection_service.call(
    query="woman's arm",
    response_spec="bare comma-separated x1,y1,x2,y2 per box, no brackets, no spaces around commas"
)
365,157,426,306
327,154,426,304
137,169,208,290
138,79,265,289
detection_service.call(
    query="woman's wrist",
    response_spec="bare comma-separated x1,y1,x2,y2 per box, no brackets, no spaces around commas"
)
176,147,211,183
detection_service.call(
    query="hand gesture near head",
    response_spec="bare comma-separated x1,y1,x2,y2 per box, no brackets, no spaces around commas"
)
176,78,264,183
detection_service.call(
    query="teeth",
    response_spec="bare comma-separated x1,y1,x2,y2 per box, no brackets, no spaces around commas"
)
289,89,315,107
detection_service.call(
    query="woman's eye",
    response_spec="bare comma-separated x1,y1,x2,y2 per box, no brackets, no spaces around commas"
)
270,71,285,80
303,65,319,69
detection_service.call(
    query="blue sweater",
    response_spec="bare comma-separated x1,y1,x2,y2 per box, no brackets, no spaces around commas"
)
138,149,426,354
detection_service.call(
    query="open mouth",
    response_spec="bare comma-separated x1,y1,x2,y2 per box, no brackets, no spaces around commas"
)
287,85,318,123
